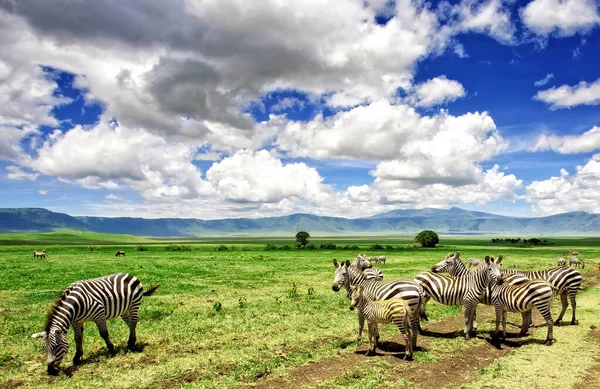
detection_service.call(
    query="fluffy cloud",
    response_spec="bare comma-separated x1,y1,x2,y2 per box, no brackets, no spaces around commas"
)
5,165,39,181
534,78,600,109
444,0,516,44
521,0,600,37
533,126,600,154
526,155,600,215
410,76,466,107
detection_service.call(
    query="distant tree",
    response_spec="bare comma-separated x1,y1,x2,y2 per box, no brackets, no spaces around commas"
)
414,230,439,248
295,231,310,249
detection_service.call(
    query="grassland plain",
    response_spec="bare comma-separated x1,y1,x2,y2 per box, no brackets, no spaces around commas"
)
0,234,598,389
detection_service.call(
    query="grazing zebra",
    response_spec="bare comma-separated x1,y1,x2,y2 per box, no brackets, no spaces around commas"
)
31,273,159,375
468,258,481,269
332,259,423,349
557,257,566,267
414,252,494,339
569,257,585,269
571,251,580,256
115,250,126,257
500,264,582,325
349,285,413,360
488,257,555,345
372,255,386,265
33,250,47,259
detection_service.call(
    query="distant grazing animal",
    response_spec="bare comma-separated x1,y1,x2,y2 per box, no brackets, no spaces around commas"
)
349,285,413,360
372,255,386,265
351,254,372,270
557,257,566,267
115,250,126,257
488,257,555,345
33,250,47,259
31,273,159,375
571,251,580,256
468,258,481,269
569,257,585,269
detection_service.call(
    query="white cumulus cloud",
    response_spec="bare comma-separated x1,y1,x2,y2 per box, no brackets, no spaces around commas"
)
534,78,600,109
410,76,467,107
521,0,600,37
533,126,600,154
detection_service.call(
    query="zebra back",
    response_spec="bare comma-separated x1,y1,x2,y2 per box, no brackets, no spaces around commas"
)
364,267,384,281
501,266,582,296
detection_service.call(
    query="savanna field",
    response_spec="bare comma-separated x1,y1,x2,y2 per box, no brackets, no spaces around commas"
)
1,232,600,389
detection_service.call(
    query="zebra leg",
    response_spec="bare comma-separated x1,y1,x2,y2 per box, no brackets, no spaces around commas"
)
367,321,376,355
569,292,577,325
357,310,365,343
502,310,507,338
464,301,476,339
72,323,84,365
122,311,138,351
95,318,116,356
537,303,554,345
554,292,568,325
518,311,531,336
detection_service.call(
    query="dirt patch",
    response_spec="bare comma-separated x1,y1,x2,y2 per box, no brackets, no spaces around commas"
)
0,380,24,389
153,373,201,389
583,265,600,288
572,328,600,389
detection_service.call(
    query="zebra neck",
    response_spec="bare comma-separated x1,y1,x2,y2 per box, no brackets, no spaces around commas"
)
45,299,74,333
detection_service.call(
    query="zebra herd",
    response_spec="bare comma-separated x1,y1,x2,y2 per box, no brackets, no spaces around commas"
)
332,251,583,360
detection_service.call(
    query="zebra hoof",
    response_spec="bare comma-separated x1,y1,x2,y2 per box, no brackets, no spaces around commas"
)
570,320,578,325
544,339,553,346
518,331,528,337
404,354,413,361
554,320,561,326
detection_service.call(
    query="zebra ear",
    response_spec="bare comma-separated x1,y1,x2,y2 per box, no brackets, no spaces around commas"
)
31,332,46,339
484,256,491,264
344,260,351,267
496,255,503,265
333,258,339,268
454,251,460,259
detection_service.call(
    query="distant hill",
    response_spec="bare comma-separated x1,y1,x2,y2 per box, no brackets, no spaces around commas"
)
1,207,599,236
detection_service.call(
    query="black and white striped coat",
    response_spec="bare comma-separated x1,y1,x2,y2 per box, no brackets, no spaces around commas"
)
488,258,555,344
569,257,585,269
31,273,159,375
332,259,423,348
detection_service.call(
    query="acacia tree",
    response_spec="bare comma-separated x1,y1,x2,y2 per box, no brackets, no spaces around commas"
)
414,230,439,248
295,231,310,249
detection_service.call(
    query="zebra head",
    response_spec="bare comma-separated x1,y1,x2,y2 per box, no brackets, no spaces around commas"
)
487,256,503,285
31,327,69,375
349,285,363,310
431,251,460,273
332,259,352,292
353,254,373,270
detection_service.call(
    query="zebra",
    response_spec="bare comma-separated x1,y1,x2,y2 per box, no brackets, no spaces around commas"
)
500,263,582,325
351,254,372,270
468,258,481,269
414,251,493,339
569,257,585,269
33,249,47,259
488,257,555,345
115,250,126,257
30,273,159,375
349,285,413,360
372,255,386,265
571,251,580,256
557,257,566,267
432,253,533,335
364,267,384,281
332,259,423,349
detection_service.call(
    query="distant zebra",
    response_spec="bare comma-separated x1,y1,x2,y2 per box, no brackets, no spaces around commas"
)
349,285,413,360
351,254,372,270
571,251,580,256
557,257,566,267
33,249,47,259
115,250,126,257
468,258,481,269
488,257,555,345
569,257,585,269
414,252,494,339
31,273,159,375
372,255,386,265
501,264,582,325
332,259,423,349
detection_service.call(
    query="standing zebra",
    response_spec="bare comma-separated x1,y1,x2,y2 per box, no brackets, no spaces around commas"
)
33,249,47,259
500,264,582,325
414,252,493,339
557,257,566,267
332,259,423,349
31,273,159,375
569,257,585,269
488,257,555,345
349,285,413,360
351,254,373,270
430,253,533,335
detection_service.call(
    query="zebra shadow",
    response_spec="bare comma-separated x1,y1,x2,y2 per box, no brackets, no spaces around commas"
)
418,328,463,339
62,342,148,376
482,333,548,350
355,340,424,359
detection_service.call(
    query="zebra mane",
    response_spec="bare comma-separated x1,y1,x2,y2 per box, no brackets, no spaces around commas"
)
44,284,76,333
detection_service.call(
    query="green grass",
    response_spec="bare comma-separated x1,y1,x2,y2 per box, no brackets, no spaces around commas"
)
0,234,598,388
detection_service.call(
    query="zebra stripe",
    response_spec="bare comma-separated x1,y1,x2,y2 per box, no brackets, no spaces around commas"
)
351,254,372,270
569,257,585,269
364,267,384,281
31,273,158,375
332,259,423,349
349,285,413,360
500,264,582,325
488,258,555,344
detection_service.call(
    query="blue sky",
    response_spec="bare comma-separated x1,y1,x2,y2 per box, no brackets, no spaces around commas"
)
1,0,599,219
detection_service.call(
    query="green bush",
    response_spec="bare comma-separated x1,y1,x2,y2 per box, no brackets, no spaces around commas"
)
265,243,277,251
88,246,99,251
385,245,394,250
136,245,149,252
414,230,439,248
213,244,229,251
241,246,251,251
320,243,337,249
166,244,182,251
371,243,384,250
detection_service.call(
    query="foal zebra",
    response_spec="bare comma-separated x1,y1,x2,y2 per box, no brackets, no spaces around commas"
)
31,273,159,375
557,257,566,267
349,285,413,360
488,257,555,345
332,259,423,349
33,250,47,259
569,257,585,269
414,252,494,339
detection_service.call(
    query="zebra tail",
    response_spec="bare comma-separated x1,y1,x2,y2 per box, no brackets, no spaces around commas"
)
143,285,160,296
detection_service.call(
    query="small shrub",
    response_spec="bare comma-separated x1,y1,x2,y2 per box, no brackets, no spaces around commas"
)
279,244,292,250
241,246,251,251
343,245,360,250
136,245,149,252
166,244,182,252
181,245,194,251
213,244,228,251
306,244,317,250
212,301,223,312
385,245,394,250
88,246,99,251
320,243,337,249
371,243,384,250
287,283,299,299
265,243,277,251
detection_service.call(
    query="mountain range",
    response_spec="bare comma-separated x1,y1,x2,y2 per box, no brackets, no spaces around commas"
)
1,207,599,236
